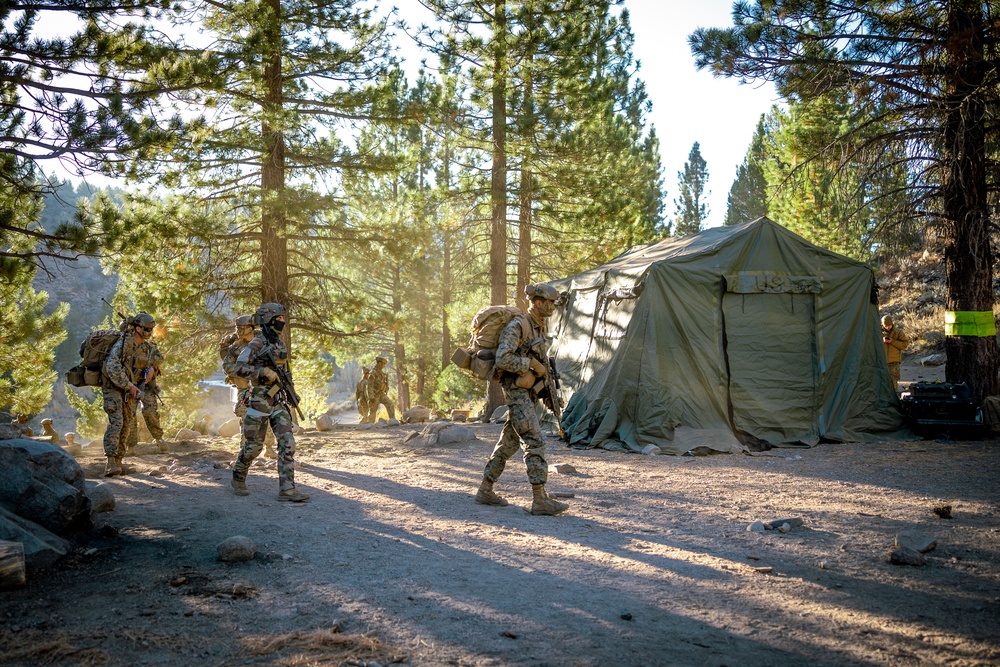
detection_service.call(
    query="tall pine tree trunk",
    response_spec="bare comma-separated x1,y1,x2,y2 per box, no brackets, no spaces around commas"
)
484,0,508,420
260,0,290,356
516,58,534,312
942,0,998,401
392,264,411,414
441,120,454,371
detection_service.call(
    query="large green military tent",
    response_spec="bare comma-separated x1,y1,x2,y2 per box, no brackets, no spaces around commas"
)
548,217,904,455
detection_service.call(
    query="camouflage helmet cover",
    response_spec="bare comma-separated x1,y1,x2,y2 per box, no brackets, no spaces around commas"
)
133,312,155,329
234,315,253,328
525,283,559,302
254,302,285,326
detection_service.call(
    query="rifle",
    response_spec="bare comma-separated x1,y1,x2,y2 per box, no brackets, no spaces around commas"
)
101,297,131,331
528,338,563,436
136,366,166,407
258,344,305,421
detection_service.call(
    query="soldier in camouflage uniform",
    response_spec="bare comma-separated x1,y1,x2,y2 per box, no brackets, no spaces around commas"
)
475,284,569,516
230,303,309,502
125,340,168,455
365,356,396,423
103,312,158,477
355,366,371,423
221,316,278,458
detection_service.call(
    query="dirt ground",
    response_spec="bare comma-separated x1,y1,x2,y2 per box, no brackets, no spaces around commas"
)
3,360,1000,667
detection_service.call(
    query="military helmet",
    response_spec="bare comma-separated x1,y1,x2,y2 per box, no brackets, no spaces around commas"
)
375,356,388,365
133,312,155,329
234,315,253,328
525,283,559,302
253,302,285,326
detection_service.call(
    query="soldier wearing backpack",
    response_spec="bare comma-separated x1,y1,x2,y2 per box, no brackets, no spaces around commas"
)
103,312,158,476
221,315,278,458
475,283,569,516
365,356,396,423
125,340,167,456
230,303,309,502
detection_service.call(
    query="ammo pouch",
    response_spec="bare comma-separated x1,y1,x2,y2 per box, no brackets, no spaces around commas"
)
66,365,86,387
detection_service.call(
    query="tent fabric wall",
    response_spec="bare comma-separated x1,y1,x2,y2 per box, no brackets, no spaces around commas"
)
549,217,903,456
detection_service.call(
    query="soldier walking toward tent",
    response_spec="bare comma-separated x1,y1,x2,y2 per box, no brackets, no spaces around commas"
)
230,303,309,502
882,315,909,393
475,283,569,516
366,356,396,423
221,315,277,458
103,312,158,476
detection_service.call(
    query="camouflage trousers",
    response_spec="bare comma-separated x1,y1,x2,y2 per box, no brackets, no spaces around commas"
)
233,391,296,491
887,362,901,393
102,387,137,458
127,384,162,447
483,386,547,486
357,397,370,423
234,390,274,448
367,393,395,423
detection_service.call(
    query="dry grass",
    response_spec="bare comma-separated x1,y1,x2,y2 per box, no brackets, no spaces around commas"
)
239,626,403,666
0,631,110,666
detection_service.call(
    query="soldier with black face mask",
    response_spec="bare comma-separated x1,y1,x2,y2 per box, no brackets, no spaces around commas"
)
230,303,309,502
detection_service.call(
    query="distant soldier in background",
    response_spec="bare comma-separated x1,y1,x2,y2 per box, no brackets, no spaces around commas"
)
125,336,168,455
230,303,309,502
366,356,396,423
881,315,909,393
103,312,157,476
221,315,277,458
355,366,371,423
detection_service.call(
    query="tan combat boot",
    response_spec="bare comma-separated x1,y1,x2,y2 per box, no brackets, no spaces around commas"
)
475,479,509,506
116,457,137,474
530,484,568,516
277,487,310,503
231,477,250,496
264,443,278,460
104,456,122,477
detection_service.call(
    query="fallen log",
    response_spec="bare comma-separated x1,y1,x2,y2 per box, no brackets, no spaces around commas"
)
0,540,26,590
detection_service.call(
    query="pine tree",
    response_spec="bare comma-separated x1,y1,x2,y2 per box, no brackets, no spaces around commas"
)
672,142,710,236
725,115,769,226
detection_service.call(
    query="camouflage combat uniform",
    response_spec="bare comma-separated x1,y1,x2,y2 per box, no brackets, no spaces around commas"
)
883,322,909,392
126,343,164,448
222,331,276,450
366,364,395,422
355,371,370,423
103,333,156,458
231,334,297,491
482,313,549,486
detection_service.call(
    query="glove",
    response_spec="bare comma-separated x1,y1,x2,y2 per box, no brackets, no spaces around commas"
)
259,367,279,385
528,358,547,377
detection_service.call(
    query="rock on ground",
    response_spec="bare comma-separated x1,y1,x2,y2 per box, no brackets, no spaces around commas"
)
85,481,115,513
175,428,202,440
218,535,256,562
217,418,241,438
401,406,431,424
0,439,92,534
404,422,478,449
490,406,509,423
315,414,336,432
0,506,70,571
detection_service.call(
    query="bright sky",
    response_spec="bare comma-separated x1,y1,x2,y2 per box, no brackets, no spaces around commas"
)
395,0,779,229
623,0,778,227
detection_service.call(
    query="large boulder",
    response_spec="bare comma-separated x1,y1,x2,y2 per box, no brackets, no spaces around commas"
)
175,428,202,440
0,439,92,534
217,418,242,438
0,507,70,571
403,422,478,449
315,414,336,432
401,406,431,424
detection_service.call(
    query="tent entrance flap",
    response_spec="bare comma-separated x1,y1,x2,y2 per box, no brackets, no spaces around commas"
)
723,291,819,444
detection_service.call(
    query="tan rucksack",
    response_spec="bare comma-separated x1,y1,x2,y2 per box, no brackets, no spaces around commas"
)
452,305,531,380
65,329,121,387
